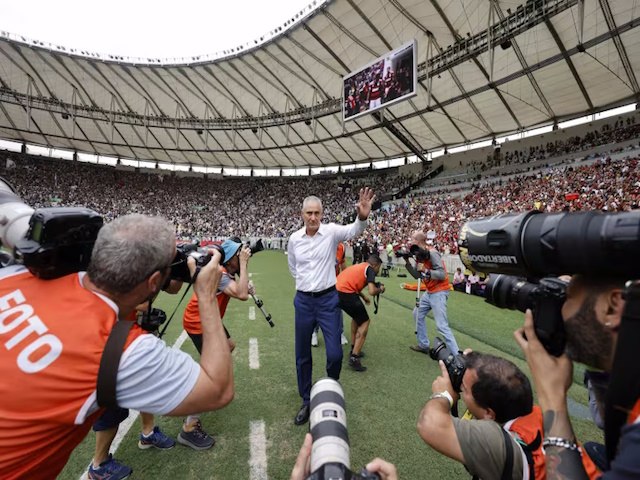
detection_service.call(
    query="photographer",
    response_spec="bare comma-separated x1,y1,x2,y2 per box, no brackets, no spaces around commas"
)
405,231,459,355
0,214,234,480
417,352,533,479
515,275,640,478
180,238,251,449
336,254,385,372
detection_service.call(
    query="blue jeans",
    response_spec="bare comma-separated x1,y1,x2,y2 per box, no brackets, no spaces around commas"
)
294,289,343,405
415,290,459,353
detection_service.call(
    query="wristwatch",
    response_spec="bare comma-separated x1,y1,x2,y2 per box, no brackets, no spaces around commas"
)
430,391,454,409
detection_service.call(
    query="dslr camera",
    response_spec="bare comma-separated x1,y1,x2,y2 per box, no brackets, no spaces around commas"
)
306,378,380,480
429,337,466,392
137,307,168,334
394,244,430,262
0,178,103,279
458,210,640,355
169,242,225,283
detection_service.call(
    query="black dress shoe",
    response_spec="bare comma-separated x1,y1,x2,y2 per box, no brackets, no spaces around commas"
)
294,404,310,425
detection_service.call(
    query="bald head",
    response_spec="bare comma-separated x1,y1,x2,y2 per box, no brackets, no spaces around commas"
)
412,231,427,246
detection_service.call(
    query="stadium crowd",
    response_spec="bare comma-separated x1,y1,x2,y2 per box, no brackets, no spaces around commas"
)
1,144,639,258
366,156,640,254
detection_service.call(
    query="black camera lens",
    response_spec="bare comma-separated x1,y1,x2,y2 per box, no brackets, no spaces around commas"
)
485,274,538,313
459,210,640,278
429,337,466,392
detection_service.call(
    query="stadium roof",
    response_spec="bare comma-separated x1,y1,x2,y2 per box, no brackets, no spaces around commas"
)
1,0,639,170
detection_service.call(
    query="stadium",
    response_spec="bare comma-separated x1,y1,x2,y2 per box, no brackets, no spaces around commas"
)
0,0,639,478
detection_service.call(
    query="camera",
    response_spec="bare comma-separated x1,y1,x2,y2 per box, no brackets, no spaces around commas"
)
429,337,466,392
0,177,103,279
137,307,168,333
485,275,568,356
230,237,265,256
394,248,412,259
458,210,640,278
306,378,380,480
409,244,430,262
458,210,640,355
169,242,225,283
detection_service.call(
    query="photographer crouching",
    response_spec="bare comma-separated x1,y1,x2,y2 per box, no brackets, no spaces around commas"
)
417,349,535,479
0,213,234,479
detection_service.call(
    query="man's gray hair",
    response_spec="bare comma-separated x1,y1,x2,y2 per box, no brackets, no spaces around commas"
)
87,214,175,294
302,195,323,210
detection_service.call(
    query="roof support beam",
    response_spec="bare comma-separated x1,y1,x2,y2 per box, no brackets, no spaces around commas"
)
492,3,555,120
597,0,640,94
545,19,594,110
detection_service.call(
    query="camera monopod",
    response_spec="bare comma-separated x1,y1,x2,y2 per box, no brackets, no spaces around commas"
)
413,275,421,334
250,292,274,327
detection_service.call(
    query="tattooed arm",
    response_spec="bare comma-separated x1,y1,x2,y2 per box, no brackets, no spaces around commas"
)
515,310,589,480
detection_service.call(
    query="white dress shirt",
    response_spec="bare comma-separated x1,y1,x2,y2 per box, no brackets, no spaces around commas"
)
288,219,367,292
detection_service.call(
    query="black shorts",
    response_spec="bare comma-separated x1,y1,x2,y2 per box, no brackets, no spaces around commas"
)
338,292,369,325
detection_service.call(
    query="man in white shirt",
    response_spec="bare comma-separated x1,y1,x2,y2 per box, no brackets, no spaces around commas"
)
287,188,375,425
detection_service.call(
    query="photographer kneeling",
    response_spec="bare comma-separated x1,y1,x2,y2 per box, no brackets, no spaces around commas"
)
0,214,234,480
417,352,533,479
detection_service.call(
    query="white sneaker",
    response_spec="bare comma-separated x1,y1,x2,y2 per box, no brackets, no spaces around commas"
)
341,333,348,345
311,331,318,347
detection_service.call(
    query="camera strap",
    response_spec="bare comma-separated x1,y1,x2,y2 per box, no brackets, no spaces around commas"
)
604,280,640,462
157,283,194,339
97,319,135,409
373,293,380,314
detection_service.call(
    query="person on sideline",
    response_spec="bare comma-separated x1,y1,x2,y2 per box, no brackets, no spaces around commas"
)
287,188,375,425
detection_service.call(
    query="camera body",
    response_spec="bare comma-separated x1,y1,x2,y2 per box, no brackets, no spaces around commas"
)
15,207,103,279
485,275,567,356
137,307,168,333
429,337,466,392
306,378,380,480
170,243,225,283
307,465,380,480
409,244,430,262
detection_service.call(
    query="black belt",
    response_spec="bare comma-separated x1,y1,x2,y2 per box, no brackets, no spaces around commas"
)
297,286,336,298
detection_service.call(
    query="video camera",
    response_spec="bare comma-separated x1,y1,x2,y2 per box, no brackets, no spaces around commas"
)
306,378,380,480
0,178,103,279
458,210,640,355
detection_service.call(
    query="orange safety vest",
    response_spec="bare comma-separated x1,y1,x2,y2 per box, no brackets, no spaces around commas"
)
183,269,231,335
336,263,370,294
420,251,451,294
0,268,145,480
503,406,600,480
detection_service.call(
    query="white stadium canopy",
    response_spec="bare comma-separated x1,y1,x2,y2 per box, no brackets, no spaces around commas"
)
0,0,639,170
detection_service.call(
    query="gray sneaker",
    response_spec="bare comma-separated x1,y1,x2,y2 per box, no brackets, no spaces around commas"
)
177,421,215,450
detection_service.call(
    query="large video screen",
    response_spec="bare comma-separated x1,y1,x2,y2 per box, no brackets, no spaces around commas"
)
342,40,417,122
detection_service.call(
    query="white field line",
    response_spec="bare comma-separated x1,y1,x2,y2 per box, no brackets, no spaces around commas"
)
249,306,256,320
79,330,189,479
249,338,260,370
249,420,268,480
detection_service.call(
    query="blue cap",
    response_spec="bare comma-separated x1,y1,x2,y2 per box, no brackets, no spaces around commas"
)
221,239,242,264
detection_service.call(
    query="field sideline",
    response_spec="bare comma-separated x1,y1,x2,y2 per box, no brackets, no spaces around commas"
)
59,251,601,479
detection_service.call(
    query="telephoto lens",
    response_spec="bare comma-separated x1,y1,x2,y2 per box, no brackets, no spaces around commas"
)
309,378,350,475
306,378,381,480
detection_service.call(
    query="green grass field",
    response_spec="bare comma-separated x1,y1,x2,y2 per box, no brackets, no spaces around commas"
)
58,251,602,479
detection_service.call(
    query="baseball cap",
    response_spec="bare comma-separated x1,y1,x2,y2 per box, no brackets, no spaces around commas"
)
220,239,242,265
